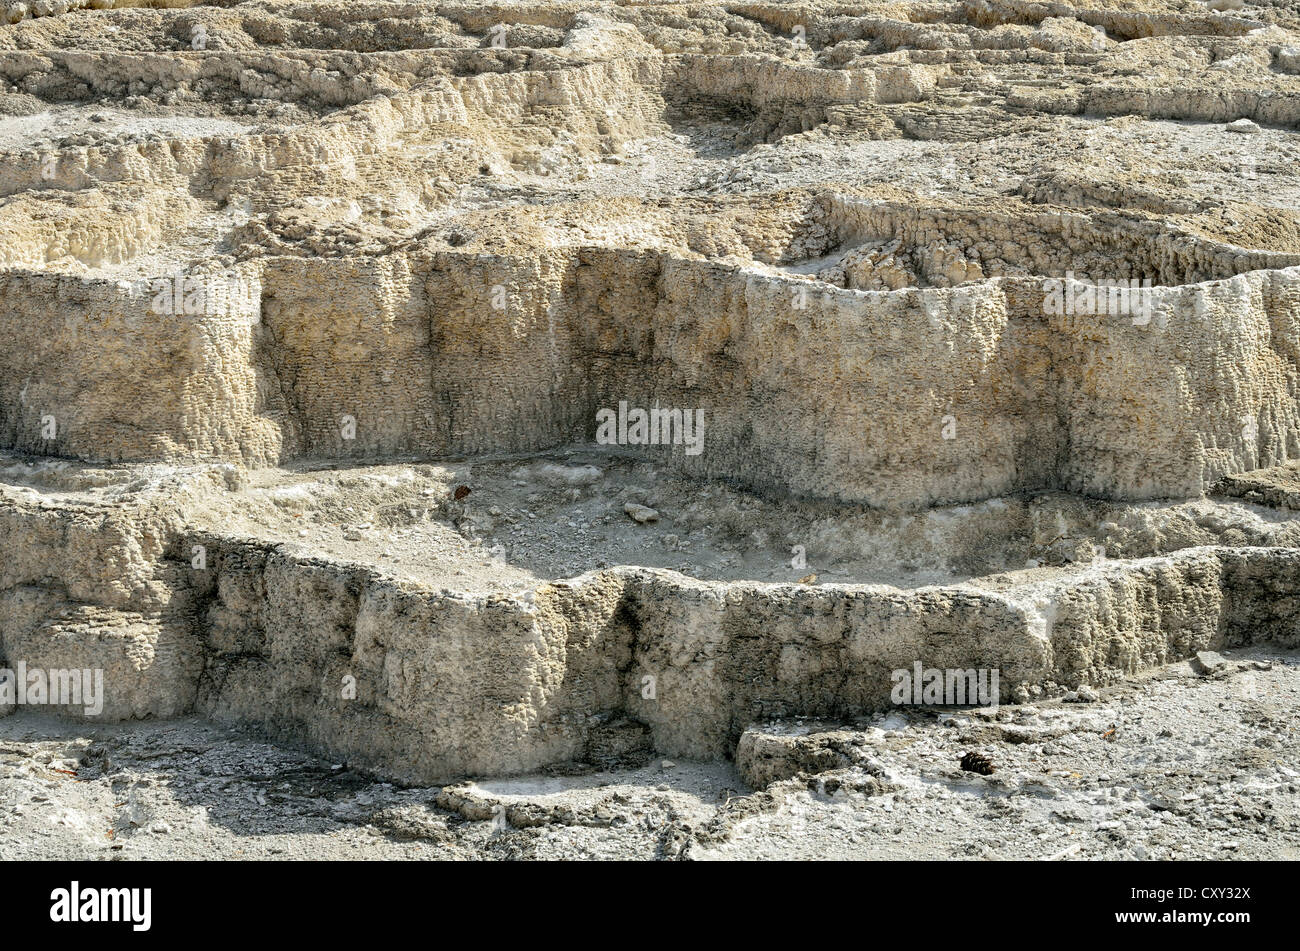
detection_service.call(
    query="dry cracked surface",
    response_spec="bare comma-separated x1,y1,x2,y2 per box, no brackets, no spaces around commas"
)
3,0,1300,860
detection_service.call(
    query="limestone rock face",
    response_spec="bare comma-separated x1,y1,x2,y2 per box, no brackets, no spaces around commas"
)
2,0,1300,785
5,222,1300,508
3,469,1298,783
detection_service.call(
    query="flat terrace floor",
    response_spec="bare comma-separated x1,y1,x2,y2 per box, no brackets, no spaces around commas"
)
5,449,1300,593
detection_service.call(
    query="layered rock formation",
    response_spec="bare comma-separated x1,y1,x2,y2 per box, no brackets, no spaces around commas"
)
2,0,1300,783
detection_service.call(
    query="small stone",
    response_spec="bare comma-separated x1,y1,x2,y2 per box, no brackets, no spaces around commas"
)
536,464,602,487
1192,651,1227,674
1225,118,1260,134
624,502,659,524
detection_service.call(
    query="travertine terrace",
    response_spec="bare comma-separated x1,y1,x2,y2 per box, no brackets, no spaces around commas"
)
2,0,1300,818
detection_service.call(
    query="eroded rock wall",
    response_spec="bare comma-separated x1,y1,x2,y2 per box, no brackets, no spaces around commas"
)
7,239,1300,506
3,484,1297,783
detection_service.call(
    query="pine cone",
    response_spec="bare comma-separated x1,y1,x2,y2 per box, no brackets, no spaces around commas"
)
960,751,994,775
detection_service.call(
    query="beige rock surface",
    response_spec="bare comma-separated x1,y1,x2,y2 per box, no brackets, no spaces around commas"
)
0,1,1299,838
